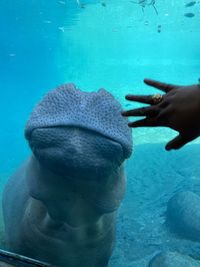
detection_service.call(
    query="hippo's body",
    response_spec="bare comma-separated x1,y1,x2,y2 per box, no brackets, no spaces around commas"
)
3,84,132,267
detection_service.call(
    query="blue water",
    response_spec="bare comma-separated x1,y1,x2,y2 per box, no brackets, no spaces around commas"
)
1,0,200,266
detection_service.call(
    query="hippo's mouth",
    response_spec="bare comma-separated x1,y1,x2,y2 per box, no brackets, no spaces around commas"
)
28,126,125,180
29,124,122,151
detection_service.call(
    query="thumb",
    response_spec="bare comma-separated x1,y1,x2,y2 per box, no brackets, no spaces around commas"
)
165,134,188,151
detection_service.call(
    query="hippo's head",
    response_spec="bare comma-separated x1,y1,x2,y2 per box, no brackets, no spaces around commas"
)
25,84,132,176
25,84,132,215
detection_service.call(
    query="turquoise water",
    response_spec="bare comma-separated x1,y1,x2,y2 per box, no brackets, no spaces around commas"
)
1,0,200,266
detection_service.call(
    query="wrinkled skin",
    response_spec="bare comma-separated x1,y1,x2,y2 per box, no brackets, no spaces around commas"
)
3,84,132,267
122,79,200,150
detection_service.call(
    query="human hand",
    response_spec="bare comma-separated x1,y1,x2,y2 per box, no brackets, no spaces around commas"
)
122,79,200,151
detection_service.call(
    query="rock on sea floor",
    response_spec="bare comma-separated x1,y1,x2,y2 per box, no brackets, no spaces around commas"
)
148,251,200,267
166,191,200,241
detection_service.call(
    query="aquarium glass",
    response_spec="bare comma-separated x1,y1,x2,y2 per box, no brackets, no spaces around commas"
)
1,0,200,266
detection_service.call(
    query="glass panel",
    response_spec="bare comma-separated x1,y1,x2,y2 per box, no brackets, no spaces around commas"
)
1,1,200,266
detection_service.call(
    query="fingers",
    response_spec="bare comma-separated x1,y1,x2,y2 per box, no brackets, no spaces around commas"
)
144,78,178,93
128,117,160,127
165,134,194,151
122,106,160,117
156,105,173,121
125,94,159,105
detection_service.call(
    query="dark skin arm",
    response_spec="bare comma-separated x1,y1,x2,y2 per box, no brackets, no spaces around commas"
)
122,79,200,151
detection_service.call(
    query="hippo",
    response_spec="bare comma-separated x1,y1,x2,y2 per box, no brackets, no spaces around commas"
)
3,84,132,267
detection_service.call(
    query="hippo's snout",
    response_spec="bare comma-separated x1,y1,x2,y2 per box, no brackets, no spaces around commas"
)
25,83,133,161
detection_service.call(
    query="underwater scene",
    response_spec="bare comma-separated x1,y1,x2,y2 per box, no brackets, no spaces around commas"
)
1,0,200,266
